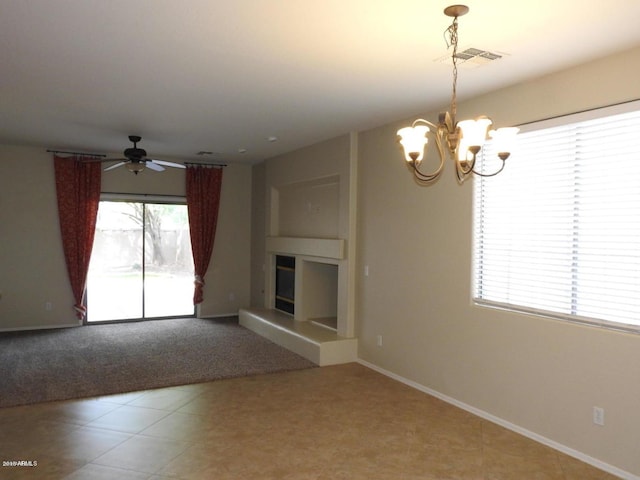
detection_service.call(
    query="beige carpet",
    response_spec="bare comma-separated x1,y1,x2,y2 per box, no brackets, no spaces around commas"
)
0,316,316,407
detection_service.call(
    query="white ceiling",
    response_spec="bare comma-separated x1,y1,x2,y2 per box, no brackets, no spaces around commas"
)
2,0,640,164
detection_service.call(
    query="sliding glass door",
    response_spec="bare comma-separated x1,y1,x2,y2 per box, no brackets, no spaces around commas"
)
86,199,194,322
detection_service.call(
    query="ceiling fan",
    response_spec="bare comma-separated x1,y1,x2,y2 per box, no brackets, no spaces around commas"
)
101,135,186,174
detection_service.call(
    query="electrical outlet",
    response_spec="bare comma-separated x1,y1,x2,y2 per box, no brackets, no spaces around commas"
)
376,335,383,347
45,301,53,311
593,406,605,426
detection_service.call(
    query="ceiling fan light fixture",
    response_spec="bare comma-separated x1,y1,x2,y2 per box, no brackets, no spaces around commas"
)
126,161,145,174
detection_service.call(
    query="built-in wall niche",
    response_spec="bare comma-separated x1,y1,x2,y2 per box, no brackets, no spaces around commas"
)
301,260,338,331
276,175,340,239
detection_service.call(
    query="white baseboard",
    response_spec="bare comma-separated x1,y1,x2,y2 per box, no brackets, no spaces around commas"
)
357,359,636,480
0,322,81,332
196,312,239,319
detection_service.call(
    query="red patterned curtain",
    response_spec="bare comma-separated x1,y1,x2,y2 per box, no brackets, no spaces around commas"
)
186,165,223,304
54,155,101,320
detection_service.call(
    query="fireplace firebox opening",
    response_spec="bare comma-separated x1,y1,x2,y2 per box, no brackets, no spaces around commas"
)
275,255,295,315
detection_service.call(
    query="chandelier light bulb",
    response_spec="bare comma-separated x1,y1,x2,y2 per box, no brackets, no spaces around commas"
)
397,125,429,163
490,127,520,158
457,117,493,151
456,140,473,163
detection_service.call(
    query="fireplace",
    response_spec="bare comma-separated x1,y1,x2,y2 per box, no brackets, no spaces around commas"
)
240,237,356,365
275,255,295,315
272,250,340,330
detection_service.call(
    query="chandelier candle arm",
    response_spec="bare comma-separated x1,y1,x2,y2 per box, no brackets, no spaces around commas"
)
396,4,519,184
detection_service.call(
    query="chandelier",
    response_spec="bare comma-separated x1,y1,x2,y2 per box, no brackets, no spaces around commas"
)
397,4,518,184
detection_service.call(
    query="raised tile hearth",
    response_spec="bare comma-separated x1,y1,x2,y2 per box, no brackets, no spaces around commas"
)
239,308,357,366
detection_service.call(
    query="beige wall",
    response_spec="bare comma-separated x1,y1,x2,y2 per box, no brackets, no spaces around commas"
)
0,145,252,328
0,146,76,329
250,162,266,308
197,163,251,317
357,46,640,476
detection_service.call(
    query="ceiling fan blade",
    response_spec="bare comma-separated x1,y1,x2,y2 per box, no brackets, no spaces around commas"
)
82,157,126,163
101,157,127,163
104,161,126,171
80,157,108,163
145,161,165,172
149,159,186,169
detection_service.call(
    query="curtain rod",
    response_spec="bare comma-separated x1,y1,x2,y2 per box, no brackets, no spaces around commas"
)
183,161,227,167
47,149,106,158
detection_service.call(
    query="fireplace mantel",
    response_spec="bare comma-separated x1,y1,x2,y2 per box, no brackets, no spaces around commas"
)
266,236,345,260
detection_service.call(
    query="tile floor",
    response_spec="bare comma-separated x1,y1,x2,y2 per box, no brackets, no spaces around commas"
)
0,363,618,479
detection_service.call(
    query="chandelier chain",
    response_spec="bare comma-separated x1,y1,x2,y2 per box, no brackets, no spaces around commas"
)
446,17,460,124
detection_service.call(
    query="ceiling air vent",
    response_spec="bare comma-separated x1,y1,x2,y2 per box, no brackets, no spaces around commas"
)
435,47,507,68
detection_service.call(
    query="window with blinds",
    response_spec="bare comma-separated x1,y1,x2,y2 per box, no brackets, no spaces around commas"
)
472,101,640,332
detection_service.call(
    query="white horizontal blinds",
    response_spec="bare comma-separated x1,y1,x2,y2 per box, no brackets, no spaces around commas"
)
473,102,640,331
572,110,640,326
474,125,577,316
